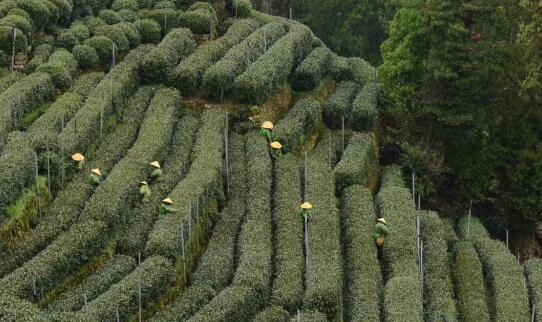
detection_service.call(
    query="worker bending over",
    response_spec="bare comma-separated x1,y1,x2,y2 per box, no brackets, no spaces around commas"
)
298,202,314,219
270,141,282,159
373,218,389,247
160,198,178,215
88,168,102,186
71,153,85,170
260,121,274,142
139,181,151,203
150,161,162,183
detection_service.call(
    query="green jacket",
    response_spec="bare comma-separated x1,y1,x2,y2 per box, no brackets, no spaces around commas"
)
160,203,178,215
150,168,163,182
76,160,84,170
260,129,273,142
88,173,101,186
139,185,151,202
298,209,314,220
373,222,389,240
270,148,282,159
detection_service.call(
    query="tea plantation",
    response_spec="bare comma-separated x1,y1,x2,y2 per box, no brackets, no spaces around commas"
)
0,0,539,321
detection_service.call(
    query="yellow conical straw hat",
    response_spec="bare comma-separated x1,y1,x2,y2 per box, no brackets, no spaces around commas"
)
270,141,282,149
150,161,161,169
262,121,273,130
301,202,313,210
140,181,148,186
91,168,101,176
71,153,85,162
377,218,387,224
162,197,173,205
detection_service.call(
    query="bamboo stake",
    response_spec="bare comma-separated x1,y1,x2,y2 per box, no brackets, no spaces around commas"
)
467,200,472,239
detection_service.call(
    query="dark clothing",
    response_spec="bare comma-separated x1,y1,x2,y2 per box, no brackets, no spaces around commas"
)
150,168,163,182
260,129,273,142
139,185,151,203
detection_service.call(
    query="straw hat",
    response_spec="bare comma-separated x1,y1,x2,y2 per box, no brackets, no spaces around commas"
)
150,161,161,169
140,181,148,186
162,197,173,205
377,218,387,224
91,168,101,176
270,141,282,149
300,202,313,210
71,153,85,162
262,121,273,130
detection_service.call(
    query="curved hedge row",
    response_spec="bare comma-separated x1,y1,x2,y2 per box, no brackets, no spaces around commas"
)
94,24,130,52
80,256,175,321
172,18,259,95
202,22,287,97
419,211,458,321
0,26,26,55
146,109,224,259
525,259,542,322
0,71,23,92
380,164,403,188
57,22,90,50
0,132,34,216
27,45,53,72
0,294,49,321
271,154,303,313
145,8,179,34
293,46,331,90
232,0,252,18
149,133,247,322
0,220,109,301
330,55,374,85
80,87,180,229
274,97,321,152
334,132,377,189
140,27,194,83
351,82,379,132
48,255,137,312
342,185,381,322
0,72,54,149
178,2,217,34
188,132,271,321
135,18,161,43
234,24,313,103
0,14,33,38
452,241,490,322
253,306,290,322
116,114,199,257
290,310,328,322
305,134,342,317
61,45,152,155
0,86,156,278
323,81,358,128
36,48,78,89
376,166,422,322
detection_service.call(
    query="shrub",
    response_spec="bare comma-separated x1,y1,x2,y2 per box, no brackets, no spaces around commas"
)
271,154,303,313
135,18,161,43
323,81,358,128
98,9,122,24
117,8,137,22
36,48,78,89
117,22,140,48
7,7,30,20
0,72,54,148
82,16,107,34
419,211,458,322
525,259,542,322
452,241,490,322
232,0,252,18
304,134,342,317
146,109,224,259
254,306,290,322
112,0,139,11
84,35,115,66
95,24,130,52
0,132,34,215
172,18,259,95
352,82,380,131
234,24,313,103
0,295,48,321
57,30,79,49
61,45,151,156
48,255,137,312
342,185,381,322
80,256,175,321
154,0,175,9
140,27,194,83
0,86,155,278
0,220,108,301
49,0,72,25
0,26,27,54
147,285,216,322
80,88,180,229
331,54,375,84
0,70,22,92
189,286,259,321
178,2,217,34
0,14,33,37
137,0,156,8
146,8,180,34
73,44,99,68
274,97,321,152
42,0,59,26
27,44,53,72
383,276,423,322
15,0,51,29
380,165,404,188
293,46,331,90
202,22,288,97
290,310,328,322
334,132,377,188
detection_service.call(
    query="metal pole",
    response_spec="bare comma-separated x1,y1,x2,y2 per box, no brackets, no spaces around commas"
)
328,133,332,168
418,194,421,210
305,215,309,284
532,297,537,322
10,28,16,72
263,28,267,51
225,110,229,197
46,140,51,201
32,277,37,300
506,229,509,249
304,151,308,201
138,278,142,322
289,8,292,20
116,307,120,322
35,151,41,217
412,172,415,204
100,107,103,138
84,293,87,305
341,116,345,152
60,114,65,189
467,200,472,239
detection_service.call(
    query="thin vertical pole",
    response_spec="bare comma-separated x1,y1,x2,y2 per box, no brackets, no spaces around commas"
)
412,172,416,204
84,293,88,305
418,194,421,211
532,297,537,322
181,219,186,284
304,151,308,201
341,116,345,152
35,151,41,217
138,277,142,322
116,307,120,322
467,200,472,239
328,133,332,168
263,28,267,51
10,28,16,72
289,8,292,19
32,277,37,300
305,215,309,284
506,229,509,249
225,110,229,197
100,107,104,138
336,279,340,321
46,140,51,201
60,114,65,189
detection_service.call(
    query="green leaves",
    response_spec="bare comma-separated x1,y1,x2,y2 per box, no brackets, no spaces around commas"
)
334,132,377,189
